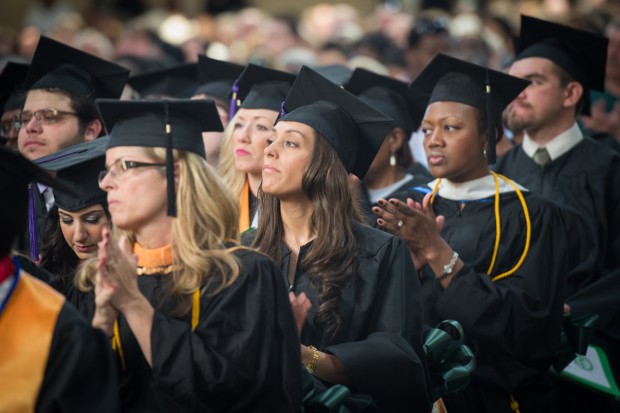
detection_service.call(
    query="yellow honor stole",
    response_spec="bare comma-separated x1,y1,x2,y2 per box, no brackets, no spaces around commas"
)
0,271,65,412
239,179,251,233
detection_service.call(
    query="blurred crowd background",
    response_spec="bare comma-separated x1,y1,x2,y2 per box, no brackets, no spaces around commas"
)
1,0,620,152
0,0,618,88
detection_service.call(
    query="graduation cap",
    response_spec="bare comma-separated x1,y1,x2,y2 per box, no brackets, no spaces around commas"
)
128,63,198,99
278,66,394,179
194,55,245,102
0,147,77,257
346,67,417,137
313,64,353,87
96,99,224,216
24,36,129,99
0,62,29,112
408,54,530,164
0,147,76,194
115,54,169,76
516,15,608,115
36,137,108,212
229,64,296,120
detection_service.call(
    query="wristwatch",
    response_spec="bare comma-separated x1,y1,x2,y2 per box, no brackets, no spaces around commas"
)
438,251,459,281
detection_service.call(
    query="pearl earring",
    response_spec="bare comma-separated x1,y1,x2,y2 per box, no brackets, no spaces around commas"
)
390,153,397,166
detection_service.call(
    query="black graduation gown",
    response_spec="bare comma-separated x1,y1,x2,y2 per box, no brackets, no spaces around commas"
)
62,274,96,322
587,130,620,153
115,249,301,412
243,223,432,413
36,302,122,412
13,183,48,258
358,175,431,227
494,138,620,340
401,188,568,413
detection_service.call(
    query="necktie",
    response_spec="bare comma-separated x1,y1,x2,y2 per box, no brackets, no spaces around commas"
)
42,187,55,212
533,147,551,166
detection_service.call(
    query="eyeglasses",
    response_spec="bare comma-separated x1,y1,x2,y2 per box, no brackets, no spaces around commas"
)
98,159,166,185
13,108,78,130
1,119,17,135
413,17,449,35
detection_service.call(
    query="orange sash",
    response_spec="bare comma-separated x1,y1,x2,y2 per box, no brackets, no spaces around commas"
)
0,272,65,413
239,179,251,233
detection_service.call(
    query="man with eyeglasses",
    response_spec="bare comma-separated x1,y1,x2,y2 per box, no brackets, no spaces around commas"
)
17,37,128,161
12,36,128,261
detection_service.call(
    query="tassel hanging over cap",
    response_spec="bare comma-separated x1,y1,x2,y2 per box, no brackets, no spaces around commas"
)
164,100,176,217
485,68,496,164
228,81,239,122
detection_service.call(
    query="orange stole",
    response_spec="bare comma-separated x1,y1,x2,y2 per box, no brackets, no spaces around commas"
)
0,272,65,413
239,179,251,233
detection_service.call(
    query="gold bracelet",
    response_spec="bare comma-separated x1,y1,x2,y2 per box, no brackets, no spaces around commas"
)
305,345,319,374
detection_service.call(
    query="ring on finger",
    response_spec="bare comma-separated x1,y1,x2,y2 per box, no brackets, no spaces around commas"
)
397,220,404,228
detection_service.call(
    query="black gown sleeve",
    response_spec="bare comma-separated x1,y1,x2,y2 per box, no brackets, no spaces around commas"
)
36,303,121,413
149,250,301,412
424,199,568,391
324,235,432,413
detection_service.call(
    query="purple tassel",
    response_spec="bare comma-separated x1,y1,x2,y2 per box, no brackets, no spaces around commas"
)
280,101,286,117
34,149,80,166
28,184,39,260
229,81,239,122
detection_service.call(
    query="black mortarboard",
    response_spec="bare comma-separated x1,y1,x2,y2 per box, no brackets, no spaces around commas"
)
0,147,75,194
96,99,224,216
346,68,417,137
24,36,129,99
0,62,29,112
408,54,530,164
1,147,78,257
115,54,168,76
278,66,394,179
516,15,608,115
313,64,353,87
128,63,198,99
194,56,245,102
36,137,108,212
1,147,78,253
229,64,296,119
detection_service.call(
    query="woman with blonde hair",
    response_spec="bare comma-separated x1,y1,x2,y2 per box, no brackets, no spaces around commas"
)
245,67,431,412
218,63,295,232
86,99,301,411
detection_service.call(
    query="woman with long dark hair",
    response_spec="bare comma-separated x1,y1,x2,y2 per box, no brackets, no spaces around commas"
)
245,67,431,412
39,138,110,315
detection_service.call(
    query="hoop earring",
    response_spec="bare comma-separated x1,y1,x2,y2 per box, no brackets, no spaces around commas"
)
390,152,397,167
483,149,487,158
